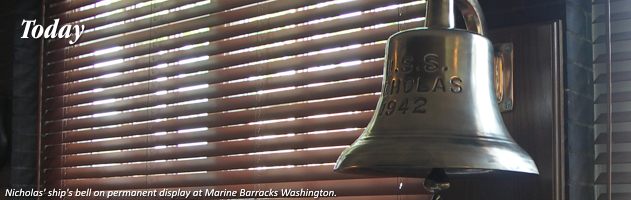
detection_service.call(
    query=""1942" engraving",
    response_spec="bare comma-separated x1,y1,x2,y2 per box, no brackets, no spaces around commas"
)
378,97,427,116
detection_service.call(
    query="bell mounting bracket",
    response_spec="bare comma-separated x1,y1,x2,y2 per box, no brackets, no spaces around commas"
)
494,42,514,112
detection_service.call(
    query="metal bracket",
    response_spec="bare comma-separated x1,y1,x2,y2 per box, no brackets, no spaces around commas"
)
494,43,514,112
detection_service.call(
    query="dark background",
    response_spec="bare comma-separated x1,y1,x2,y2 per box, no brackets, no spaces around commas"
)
0,0,41,196
0,0,594,200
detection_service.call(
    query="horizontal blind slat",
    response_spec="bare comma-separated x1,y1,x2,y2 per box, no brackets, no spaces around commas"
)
46,0,298,59
47,39,387,98
44,45,384,120
59,137,354,178
45,2,423,82
52,130,359,167
596,172,631,184
45,0,415,74
595,132,631,144
42,0,425,195
593,0,630,4
62,165,373,190
48,114,368,167
593,11,631,23
53,0,202,33
47,110,373,146
595,152,631,164
593,51,631,63
595,92,631,103
594,31,631,44
48,0,390,58
46,0,263,52
46,0,206,52
59,129,358,160
594,71,631,83
44,77,382,130
60,0,252,48
44,63,381,131
49,96,376,155
45,42,385,95
595,111,631,123
47,130,362,169
42,23,413,107
49,0,146,24
592,2,631,198
597,193,631,200
48,0,96,16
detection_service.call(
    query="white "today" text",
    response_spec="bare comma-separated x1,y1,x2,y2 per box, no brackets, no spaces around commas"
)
20,19,85,44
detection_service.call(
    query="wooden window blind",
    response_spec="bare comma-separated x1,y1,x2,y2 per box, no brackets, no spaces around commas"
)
41,0,431,199
593,0,631,199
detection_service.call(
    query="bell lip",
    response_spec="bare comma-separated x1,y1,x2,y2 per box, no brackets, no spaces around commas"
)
333,133,540,177
333,164,539,178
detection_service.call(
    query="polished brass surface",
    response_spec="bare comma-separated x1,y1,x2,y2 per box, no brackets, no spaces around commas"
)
334,0,538,177
425,0,454,29
454,0,486,36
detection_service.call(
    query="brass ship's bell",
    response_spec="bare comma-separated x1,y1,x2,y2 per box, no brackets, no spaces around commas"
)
334,0,539,178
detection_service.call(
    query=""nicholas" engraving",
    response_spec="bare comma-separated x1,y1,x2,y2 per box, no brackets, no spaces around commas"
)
20,19,85,44
377,53,464,116
384,54,464,95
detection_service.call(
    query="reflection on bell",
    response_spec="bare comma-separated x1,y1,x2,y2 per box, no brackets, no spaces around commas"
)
334,0,538,178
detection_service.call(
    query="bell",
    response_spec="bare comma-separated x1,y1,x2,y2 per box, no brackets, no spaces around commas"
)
334,0,538,179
